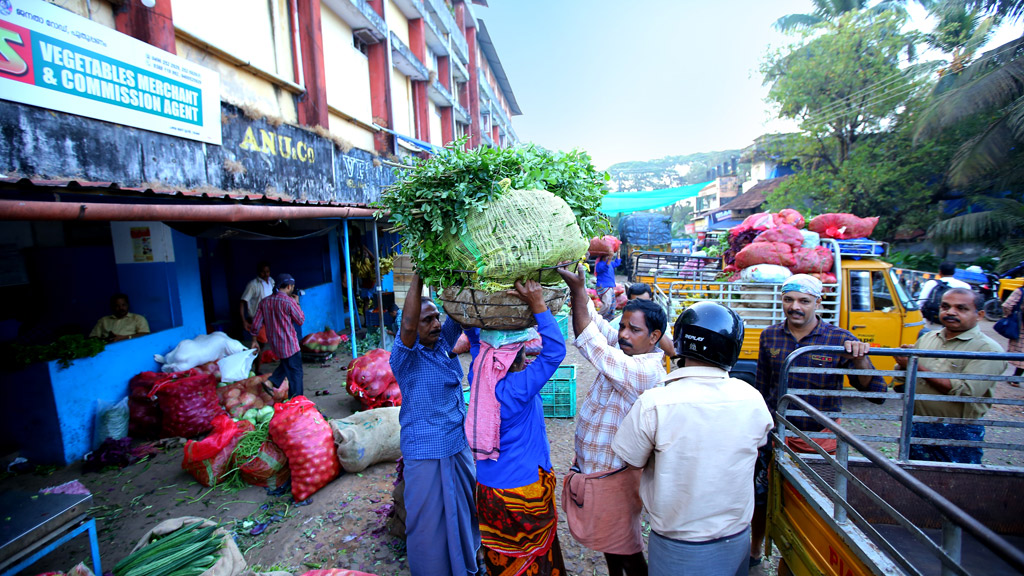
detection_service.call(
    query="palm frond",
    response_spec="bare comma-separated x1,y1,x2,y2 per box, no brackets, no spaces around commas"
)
871,1,911,16
946,116,1016,186
774,13,826,32
998,239,1024,272
929,210,1013,242
914,39,1024,139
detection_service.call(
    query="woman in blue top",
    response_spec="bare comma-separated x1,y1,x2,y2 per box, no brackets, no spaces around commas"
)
595,254,621,321
464,278,567,575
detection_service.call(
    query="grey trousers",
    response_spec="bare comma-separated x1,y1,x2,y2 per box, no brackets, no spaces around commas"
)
649,525,750,576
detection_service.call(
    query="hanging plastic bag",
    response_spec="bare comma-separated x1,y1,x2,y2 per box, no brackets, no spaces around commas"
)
218,349,257,383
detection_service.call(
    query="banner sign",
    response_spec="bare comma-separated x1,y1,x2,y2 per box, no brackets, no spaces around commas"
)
0,0,221,144
710,209,733,224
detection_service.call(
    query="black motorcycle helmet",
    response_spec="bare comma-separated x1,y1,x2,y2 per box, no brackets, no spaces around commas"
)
672,301,744,369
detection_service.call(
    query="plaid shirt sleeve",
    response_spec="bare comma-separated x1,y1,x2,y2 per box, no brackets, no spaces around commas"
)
583,299,619,344
756,329,778,410
288,297,305,326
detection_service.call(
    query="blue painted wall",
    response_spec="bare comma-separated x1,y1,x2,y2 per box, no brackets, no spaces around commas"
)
35,229,206,464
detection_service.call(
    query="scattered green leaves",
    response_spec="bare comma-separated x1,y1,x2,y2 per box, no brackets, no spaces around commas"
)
5,334,106,369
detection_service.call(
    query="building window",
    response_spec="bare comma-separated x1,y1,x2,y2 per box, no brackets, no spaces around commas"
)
172,0,297,83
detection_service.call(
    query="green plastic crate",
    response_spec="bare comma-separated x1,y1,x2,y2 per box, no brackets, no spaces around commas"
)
555,313,570,342
541,364,576,418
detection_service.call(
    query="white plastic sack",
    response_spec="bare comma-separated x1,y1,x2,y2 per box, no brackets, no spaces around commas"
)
93,396,129,448
155,332,247,373
218,349,257,383
740,264,793,284
800,229,820,248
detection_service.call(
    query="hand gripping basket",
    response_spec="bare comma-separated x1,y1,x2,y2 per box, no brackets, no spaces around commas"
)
439,285,569,330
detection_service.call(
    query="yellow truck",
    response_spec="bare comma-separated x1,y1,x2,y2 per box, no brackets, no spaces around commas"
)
628,238,925,385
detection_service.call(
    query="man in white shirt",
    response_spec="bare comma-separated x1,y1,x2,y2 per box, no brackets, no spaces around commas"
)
240,261,274,371
917,262,971,320
613,302,773,576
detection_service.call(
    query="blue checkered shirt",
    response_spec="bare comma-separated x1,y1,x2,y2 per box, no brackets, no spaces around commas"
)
756,318,886,431
390,316,468,460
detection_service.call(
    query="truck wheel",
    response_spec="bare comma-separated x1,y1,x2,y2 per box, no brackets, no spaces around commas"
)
983,298,1003,320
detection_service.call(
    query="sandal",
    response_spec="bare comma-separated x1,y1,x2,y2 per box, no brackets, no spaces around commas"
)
262,382,277,397
749,556,763,568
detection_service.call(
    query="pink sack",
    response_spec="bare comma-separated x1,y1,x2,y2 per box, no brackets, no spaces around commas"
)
808,213,879,239
735,242,795,269
753,224,804,249
773,209,805,229
791,246,835,274
270,396,341,501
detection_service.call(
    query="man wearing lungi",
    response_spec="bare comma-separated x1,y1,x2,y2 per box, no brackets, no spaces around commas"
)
390,274,482,575
613,302,773,576
463,278,567,575
556,265,667,576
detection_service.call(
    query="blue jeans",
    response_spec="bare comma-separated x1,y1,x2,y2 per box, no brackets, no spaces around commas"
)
270,351,303,398
649,525,749,576
910,422,984,464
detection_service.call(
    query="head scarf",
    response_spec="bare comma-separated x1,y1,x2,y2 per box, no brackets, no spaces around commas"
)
782,274,823,298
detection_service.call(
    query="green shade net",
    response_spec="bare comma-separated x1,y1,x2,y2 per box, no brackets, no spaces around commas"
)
445,186,589,289
600,180,711,214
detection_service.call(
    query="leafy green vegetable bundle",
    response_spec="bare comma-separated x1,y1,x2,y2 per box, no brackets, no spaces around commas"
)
377,142,610,290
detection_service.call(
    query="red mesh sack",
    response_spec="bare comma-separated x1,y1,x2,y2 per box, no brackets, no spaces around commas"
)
236,440,290,488
773,209,805,229
603,235,622,252
152,372,223,438
346,349,402,410
754,224,804,249
809,272,838,284
735,242,795,269
260,349,279,363
128,372,166,439
588,237,613,256
269,396,340,501
182,415,253,487
191,361,221,380
808,213,879,239
452,333,471,355
615,292,628,310
217,374,281,420
791,246,835,274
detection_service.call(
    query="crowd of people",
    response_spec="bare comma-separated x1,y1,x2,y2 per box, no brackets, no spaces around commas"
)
383,257,1022,576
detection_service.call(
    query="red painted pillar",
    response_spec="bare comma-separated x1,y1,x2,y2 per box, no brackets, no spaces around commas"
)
492,125,499,146
437,55,454,144
408,19,429,143
367,0,392,154
294,0,329,128
115,0,176,54
465,25,481,149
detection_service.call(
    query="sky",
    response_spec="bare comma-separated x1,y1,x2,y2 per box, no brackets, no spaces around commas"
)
475,1,1024,170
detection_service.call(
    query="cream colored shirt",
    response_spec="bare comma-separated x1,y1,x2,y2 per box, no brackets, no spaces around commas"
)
893,325,1007,419
241,277,274,318
89,313,150,339
612,366,773,542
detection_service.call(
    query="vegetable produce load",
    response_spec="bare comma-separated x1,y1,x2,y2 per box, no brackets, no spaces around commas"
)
182,415,254,487
129,372,166,439
588,235,621,257
377,143,609,322
808,213,879,239
269,396,341,502
216,374,284,420
151,372,224,438
330,407,401,473
439,284,570,330
300,327,346,353
346,349,401,409
235,437,289,489
116,517,246,576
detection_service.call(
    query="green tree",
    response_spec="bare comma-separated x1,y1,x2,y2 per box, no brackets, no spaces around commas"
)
773,0,915,31
928,197,1024,269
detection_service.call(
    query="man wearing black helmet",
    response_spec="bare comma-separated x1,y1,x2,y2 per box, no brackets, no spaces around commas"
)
612,302,773,576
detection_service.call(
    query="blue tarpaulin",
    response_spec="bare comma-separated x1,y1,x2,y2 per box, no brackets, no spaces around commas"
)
600,181,711,214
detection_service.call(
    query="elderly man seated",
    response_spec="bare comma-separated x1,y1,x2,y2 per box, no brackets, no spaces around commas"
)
89,293,150,342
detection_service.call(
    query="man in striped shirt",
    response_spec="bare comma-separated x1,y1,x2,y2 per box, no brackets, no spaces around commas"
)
253,273,305,398
556,265,667,576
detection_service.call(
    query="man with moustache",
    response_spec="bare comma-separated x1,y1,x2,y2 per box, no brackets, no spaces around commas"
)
389,273,481,576
892,288,1007,464
750,274,885,567
557,265,667,576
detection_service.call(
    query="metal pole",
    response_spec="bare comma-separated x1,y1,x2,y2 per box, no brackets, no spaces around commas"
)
372,222,389,350
343,222,358,360
941,521,962,576
898,356,919,461
834,440,848,523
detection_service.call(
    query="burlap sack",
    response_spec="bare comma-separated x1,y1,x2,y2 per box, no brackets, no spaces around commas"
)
329,407,401,473
131,516,246,576
439,286,569,330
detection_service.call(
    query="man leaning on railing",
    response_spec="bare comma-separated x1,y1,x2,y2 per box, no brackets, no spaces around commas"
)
892,288,1007,464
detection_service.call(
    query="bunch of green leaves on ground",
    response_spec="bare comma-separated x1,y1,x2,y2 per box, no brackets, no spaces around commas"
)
376,139,611,288
113,521,223,576
356,329,382,357
5,334,106,369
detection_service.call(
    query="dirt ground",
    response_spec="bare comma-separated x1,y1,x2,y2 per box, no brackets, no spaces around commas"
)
4,314,1021,576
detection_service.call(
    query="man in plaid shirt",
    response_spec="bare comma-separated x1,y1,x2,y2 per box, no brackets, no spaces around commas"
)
750,273,883,567
253,273,305,398
556,265,667,576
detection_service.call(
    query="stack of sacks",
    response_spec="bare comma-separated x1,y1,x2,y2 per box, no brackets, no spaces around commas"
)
727,209,850,285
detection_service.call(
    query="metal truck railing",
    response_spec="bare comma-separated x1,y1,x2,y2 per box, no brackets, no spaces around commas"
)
778,346,1024,460
773,394,1024,576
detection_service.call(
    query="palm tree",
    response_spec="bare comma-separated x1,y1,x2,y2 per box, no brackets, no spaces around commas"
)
928,197,1024,271
774,0,918,31
925,5,998,75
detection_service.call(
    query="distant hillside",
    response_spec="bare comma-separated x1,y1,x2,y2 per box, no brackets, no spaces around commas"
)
607,149,750,192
